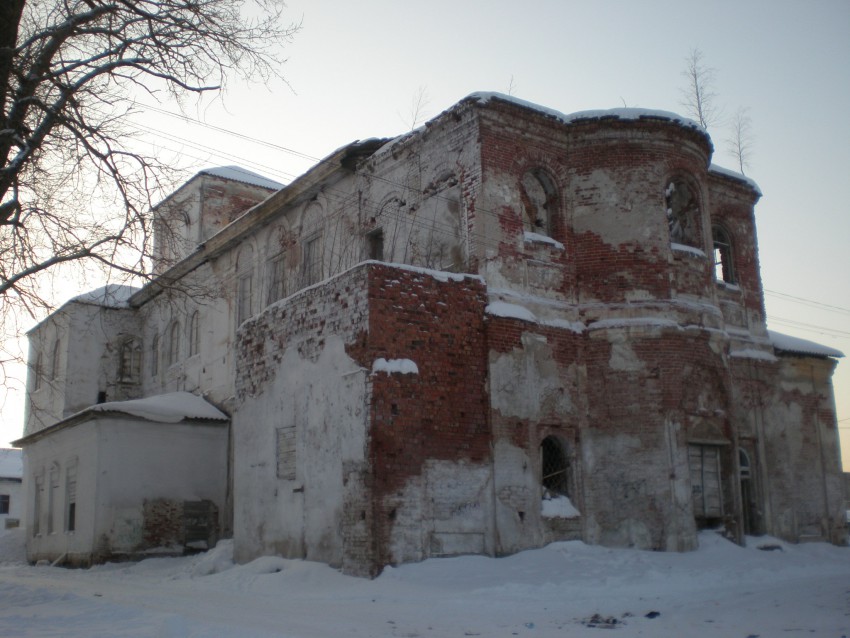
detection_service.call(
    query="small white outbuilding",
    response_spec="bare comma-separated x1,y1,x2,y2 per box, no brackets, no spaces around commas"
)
14,392,228,566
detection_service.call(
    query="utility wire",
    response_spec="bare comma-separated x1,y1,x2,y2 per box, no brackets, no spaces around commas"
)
765,289,850,316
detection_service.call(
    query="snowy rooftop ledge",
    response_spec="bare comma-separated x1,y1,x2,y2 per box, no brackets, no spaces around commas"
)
768,330,844,359
199,166,284,192
470,92,705,133
71,284,140,308
90,392,229,423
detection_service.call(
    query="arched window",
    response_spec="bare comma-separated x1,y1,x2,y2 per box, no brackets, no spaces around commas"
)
301,203,324,287
119,338,142,383
33,353,43,391
167,321,181,366
235,245,255,326
188,311,200,357
520,170,557,236
150,333,160,377
665,178,701,247
540,435,570,497
51,339,61,380
712,225,735,283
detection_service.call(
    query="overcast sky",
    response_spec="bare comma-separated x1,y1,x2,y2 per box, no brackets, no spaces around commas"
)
3,0,849,464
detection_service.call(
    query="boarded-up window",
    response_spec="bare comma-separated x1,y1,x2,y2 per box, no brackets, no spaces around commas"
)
119,338,142,383
276,425,296,480
689,444,723,519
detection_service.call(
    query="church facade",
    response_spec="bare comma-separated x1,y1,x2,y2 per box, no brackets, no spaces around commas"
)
17,93,844,575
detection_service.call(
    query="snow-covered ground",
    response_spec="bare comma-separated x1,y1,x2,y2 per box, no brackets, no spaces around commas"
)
0,528,847,637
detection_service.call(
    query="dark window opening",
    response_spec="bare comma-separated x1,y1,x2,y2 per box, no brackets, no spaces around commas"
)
712,226,735,283
33,353,43,391
0,494,9,514
97,391,107,404
67,503,76,532
151,334,160,377
367,229,384,261
541,435,570,497
66,465,77,532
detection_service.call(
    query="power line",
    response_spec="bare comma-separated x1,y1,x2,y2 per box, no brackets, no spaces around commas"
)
133,103,322,164
769,317,850,340
765,289,850,316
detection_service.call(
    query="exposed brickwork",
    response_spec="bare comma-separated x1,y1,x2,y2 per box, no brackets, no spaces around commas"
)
363,265,489,570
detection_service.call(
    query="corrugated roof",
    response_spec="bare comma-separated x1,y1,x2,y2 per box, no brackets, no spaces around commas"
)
769,330,844,358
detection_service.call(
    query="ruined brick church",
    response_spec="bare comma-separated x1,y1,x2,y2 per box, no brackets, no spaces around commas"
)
17,93,845,576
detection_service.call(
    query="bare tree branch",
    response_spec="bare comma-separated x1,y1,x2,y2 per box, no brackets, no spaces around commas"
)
726,106,754,175
0,0,299,385
679,47,721,130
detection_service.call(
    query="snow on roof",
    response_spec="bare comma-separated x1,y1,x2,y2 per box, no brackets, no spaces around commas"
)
768,330,844,359
469,92,706,134
0,449,22,479
199,166,283,191
90,392,228,423
71,284,140,308
708,164,762,196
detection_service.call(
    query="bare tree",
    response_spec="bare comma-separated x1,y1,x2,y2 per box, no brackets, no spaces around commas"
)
679,48,721,130
726,106,754,175
400,85,430,131
0,1,299,316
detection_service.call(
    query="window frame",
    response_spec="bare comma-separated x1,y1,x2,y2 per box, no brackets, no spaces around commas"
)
188,311,200,358
665,176,703,248
167,321,181,367
712,225,736,284
540,435,571,498
302,233,322,287
520,169,558,237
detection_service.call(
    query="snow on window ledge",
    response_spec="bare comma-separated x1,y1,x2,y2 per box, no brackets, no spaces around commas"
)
372,358,419,375
524,231,565,251
541,494,581,519
670,243,707,258
715,280,741,291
